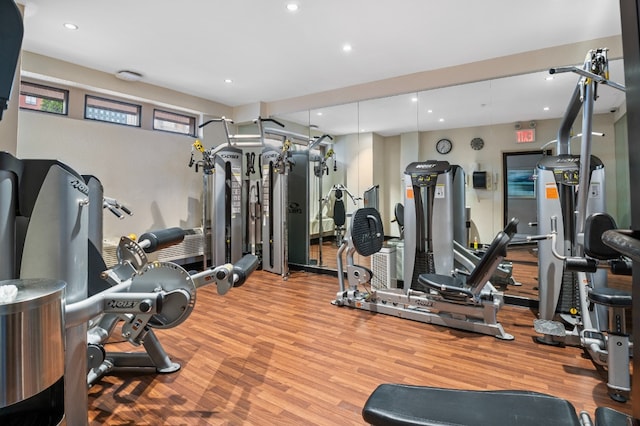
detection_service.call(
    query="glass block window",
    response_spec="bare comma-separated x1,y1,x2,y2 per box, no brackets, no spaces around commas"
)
85,95,141,127
153,109,196,136
19,81,68,115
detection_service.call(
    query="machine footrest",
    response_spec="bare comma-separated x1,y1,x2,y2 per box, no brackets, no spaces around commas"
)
534,319,566,337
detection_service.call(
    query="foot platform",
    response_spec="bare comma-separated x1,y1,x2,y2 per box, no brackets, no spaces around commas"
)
534,319,566,337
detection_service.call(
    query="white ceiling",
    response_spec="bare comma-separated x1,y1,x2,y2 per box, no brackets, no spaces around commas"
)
19,0,625,135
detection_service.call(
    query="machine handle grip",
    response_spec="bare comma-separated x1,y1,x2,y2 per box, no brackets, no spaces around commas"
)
255,117,285,128
139,227,185,253
526,235,549,242
232,254,260,287
564,257,597,273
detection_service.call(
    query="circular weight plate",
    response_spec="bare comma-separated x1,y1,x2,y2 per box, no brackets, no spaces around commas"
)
129,261,196,329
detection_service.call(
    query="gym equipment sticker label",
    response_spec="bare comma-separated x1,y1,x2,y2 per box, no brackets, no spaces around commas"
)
545,183,559,199
406,187,414,199
435,184,445,198
589,182,601,198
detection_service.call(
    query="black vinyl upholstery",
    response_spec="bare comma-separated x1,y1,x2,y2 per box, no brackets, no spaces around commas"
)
362,384,582,426
351,207,384,257
584,213,620,260
415,218,518,300
334,190,346,227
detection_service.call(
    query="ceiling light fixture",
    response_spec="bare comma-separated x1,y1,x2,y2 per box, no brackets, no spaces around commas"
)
286,3,299,12
545,76,554,81
224,79,233,84
411,97,418,102
543,106,550,111
438,118,445,122
115,70,143,82
63,23,78,30
342,44,352,52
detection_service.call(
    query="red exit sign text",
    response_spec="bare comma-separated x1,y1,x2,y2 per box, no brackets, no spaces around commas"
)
516,128,535,143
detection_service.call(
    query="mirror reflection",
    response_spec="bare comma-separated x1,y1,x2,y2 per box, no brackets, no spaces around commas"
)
274,59,629,304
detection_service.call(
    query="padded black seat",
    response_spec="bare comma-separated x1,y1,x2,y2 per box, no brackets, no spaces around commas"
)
415,218,517,301
588,287,632,308
362,384,582,426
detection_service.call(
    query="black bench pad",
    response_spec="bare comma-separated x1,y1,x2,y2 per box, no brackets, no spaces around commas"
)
589,287,632,308
362,384,581,426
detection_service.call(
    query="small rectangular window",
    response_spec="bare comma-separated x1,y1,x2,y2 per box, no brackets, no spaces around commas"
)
85,95,141,127
19,81,68,115
153,109,196,136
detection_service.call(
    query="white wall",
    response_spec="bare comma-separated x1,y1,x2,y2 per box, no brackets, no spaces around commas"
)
17,111,203,241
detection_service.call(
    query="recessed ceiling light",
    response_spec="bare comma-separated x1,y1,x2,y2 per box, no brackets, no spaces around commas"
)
438,118,445,122
411,97,418,102
63,23,78,30
545,76,554,81
317,112,323,116
286,3,299,12
427,109,433,114
224,79,233,84
543,106,550,111
342,44,352,52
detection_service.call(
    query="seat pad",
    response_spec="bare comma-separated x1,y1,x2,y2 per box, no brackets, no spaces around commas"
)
362,384,581,426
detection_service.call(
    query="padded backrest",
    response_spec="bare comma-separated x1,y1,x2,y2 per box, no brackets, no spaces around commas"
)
394,203,404,228
334,198,346,227
584,213,620,260
504,217,518,238
466,217,518,292
350,208,384,256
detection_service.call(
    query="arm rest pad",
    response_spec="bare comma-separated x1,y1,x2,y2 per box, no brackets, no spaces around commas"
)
362,384,581,426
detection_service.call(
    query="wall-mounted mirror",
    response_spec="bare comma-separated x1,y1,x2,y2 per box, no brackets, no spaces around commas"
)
274,58,627,305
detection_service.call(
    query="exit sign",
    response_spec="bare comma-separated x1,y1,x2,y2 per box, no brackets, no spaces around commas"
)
516,128,536,143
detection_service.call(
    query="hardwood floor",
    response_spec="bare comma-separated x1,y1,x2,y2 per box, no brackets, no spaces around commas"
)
88,267,633,425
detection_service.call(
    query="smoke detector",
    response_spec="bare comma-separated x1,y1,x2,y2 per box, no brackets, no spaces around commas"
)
115,70,143,82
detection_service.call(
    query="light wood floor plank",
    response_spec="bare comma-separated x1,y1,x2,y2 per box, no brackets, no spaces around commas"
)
89,267,633,425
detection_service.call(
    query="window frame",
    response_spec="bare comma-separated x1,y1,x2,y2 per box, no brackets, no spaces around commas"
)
84,94,142,128
152,108,197,137
19,81,69,116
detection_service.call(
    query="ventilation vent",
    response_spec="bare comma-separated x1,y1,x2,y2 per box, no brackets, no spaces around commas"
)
371,246,397,290
102,228,205,267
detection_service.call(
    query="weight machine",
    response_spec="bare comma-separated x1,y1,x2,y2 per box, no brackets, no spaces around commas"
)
189,118,243,267
333,206,516,340
0,152,258,425
323,183,360,246
309,139,335,266
528,48,629,402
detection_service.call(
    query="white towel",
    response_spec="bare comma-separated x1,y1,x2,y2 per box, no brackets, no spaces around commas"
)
0,284,18,303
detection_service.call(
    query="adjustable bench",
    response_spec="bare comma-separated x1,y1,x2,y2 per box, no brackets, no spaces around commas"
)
362,384,634,425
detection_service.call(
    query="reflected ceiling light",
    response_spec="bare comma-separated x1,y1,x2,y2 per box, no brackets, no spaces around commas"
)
545,76,554,81
115,70,143,82
63,23,78,30
224,79,233,83
286,3,299,12
316,112,323,116
438,118,445,122
427,109,433,113
342,44,352,52
543,106,550,111
411,97,418,102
